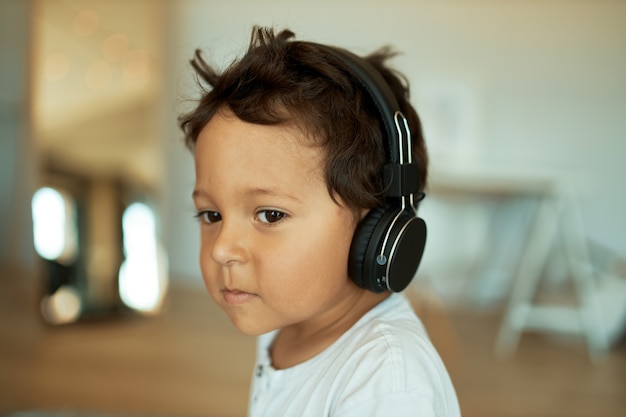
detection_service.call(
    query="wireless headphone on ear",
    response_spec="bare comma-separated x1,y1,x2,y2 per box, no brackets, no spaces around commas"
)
313,44,427,293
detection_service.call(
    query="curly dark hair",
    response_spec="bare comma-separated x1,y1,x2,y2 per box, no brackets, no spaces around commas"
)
179,26,427,214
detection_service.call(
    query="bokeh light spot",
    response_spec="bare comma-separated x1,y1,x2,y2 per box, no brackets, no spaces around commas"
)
73,9,99,37
43,53,70,82
102,33,130,63
85,60,113,89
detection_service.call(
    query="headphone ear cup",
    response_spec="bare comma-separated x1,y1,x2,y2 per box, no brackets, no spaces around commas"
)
384,213,426,292
349,207,427,293
348,207,386,290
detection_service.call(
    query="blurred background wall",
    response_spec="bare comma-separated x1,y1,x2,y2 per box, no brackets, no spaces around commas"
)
1,0,36,279
1,1,625,415
164,0,626,308
1,0,625,310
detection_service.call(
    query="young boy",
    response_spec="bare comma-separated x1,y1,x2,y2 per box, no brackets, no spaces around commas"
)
180,26,460,417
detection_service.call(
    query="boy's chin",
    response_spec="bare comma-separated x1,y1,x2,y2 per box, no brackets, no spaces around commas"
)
227,314,277,336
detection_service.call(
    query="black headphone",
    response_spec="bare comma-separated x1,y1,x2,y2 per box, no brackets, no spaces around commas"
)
314,44,427,293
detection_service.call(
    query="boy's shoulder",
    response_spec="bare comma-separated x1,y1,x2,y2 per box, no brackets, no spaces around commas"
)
252,293,460,417
334,293,442,382
329,293,458,414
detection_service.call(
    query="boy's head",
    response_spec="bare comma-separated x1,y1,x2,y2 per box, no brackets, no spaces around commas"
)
182,27,428,335
180,27,427,218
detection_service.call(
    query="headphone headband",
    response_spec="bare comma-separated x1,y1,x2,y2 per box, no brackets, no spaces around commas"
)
310,43,420,199
314,45,401,159
309,44,400,162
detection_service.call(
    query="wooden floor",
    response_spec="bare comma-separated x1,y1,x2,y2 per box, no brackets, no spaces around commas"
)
1,277,625,417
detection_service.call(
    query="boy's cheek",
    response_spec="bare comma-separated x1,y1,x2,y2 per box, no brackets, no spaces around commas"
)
199,257,217,290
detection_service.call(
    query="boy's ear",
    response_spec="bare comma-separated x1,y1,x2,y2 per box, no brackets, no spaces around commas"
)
349,208,369,228
359,208,369,221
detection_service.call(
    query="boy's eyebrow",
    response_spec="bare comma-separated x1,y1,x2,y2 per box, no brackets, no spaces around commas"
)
192,187,303,203
192,189,207,200
244,187,303,203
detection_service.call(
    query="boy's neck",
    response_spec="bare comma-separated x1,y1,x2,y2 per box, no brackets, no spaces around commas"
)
270,290,391,370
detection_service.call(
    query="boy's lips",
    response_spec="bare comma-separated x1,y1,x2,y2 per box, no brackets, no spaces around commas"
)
221,288,258,305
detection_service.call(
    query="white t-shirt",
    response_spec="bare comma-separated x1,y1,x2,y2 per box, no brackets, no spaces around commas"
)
248,293,461,417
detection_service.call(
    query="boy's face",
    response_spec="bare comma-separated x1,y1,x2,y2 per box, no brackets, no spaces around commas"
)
193,109,364,336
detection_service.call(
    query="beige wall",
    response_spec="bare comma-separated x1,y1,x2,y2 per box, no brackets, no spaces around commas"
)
163,0,626,302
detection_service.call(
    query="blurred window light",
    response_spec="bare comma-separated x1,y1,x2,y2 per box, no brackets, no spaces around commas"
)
119,202,168,314
32,187,78,264
40,285,82,325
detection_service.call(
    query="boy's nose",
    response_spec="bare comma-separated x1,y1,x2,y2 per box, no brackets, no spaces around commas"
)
210,221,247,266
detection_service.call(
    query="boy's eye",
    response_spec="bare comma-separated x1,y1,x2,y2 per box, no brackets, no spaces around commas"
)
257,209,286,224
196,210,222,224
